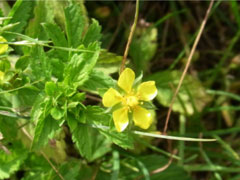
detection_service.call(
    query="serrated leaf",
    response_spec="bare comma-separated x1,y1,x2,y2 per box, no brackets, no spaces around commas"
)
82,70,115,94
100,129,134,149
57,160,81,180
68,106,112,161
84,106,134,149
90,133,111,162
47,57,64,81
0,144,28,179
12,87,40,109
64,3,85,48
64,42,100,88
3,0,34,40
32,98,59,150
50,1,69,28
32,115,59,150
25,0,54,40
30,94,45,122
30,46,51,81
67,114,78,132
21,153,51,180
72,124,92,160
72,123,111,161
85,106,111,126
42,22,68,60
82,19,102,47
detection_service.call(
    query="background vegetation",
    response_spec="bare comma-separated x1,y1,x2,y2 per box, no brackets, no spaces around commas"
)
0,0,240,180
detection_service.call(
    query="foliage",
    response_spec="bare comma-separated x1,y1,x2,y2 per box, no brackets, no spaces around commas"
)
0,1,240,180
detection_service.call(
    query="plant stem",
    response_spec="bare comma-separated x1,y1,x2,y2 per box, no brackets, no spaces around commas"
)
120,0,139,73
178,115,186,166
184,165,240,173
163,0,214,134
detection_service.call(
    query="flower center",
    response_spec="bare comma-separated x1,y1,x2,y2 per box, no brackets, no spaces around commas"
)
125,95,139,107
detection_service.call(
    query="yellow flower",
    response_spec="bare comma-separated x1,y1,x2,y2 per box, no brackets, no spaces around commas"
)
102,68,157,132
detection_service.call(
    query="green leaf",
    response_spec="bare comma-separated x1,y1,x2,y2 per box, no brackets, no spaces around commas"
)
37,1,67,32
42,22,68,60
47,57,64,80
25,0,54,39
12,87,40,109
30,94,45,123
0,59,11,72
72,123,111,161
50,107,64,120
57,160,81,180
146,70,211,115
129,27,158,73
90,132,111,162
32,115,59,150
82,70,115,94
0,143,28,179
85,106,111,126
82,19,102,47
30,46,51,80
3,0,34,41
67,106,112,161
64,42,100,88
21,153,51,180
0,116,18,140
72,92,86,102
64,3,86,48
95,50,122,75
22,172,47,180
78,164,98,180
15,55,30,70
100,129,134,149
84,106,134,149
32,98,59,150
98,50,122,64
72,124,93,160
67,114,78,132
45,81,57,96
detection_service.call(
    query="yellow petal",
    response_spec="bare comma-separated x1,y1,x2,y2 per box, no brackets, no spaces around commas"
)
0,36,8,55
113,107,129,132
133,106,152,129
102,88,122,107
137,81,157,101
118,68,135,93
